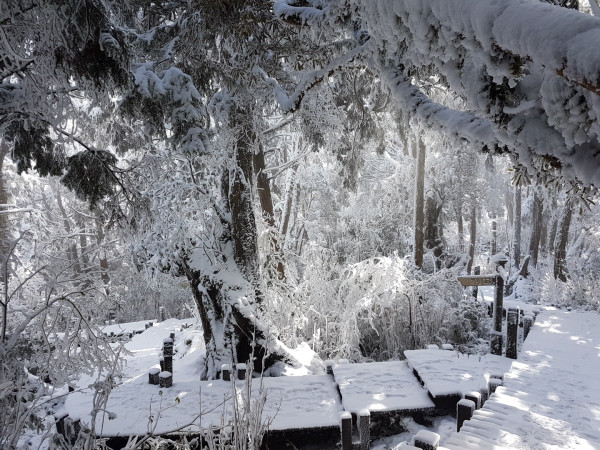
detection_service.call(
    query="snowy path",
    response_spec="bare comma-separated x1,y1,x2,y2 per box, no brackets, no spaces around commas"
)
444,309,600,449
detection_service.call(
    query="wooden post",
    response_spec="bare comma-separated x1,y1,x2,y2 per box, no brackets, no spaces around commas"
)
159,371,173,388
491,274,504,355
340,412,352,450
236,363,247,380
163,338,174,356
164,355,173,374
148,368,160,385
456,399,475,432
221,364,231,382
414,429,440,449
472,266,480,298
159,357,165,372
489,377,503,395
464,391,482,409
170,331,175,341
358,409,370,450
506,308,519,359
523,315,533,340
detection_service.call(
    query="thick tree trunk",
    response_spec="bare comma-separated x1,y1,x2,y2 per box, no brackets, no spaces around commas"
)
513,186,522,268
467,201,477,274
0,141,10,343
456,203,464,253
491,214,497,256
253,146,285,280
413,136,425,268
553,199,573,282
529,192,544,268
186,105,297,379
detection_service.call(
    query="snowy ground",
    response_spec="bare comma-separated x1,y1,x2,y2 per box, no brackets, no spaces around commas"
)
53,307,600,449
65,319,343,436
444,308,600,449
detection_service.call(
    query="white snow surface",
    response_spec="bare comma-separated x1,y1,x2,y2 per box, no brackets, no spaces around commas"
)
445,309,600,449
404,349,512,398
333,361,434,413
64,319,342,437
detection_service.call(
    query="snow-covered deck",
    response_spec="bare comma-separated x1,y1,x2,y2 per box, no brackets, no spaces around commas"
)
332,360,435,414
445,309,600,449
404,349,512,399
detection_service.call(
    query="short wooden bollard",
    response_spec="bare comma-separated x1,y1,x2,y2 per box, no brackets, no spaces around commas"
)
506,308,519,359
340,412,352,450
488,377,503,395
236,363,247,380
464,391,482,409
159,371,173,388
479,378,489,406
413,429,440,450
170,331,175,341
221,364,231,382
148,368,160,385
357,409,370,450
523,315,533,340
164,355,173,374
163,338,174,356
456,399,475,432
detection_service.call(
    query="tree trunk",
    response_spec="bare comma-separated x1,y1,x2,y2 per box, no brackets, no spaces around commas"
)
467,201,477,274
413,136,425,268
491,214,497,256
0,141,10,343
513,186,522,268
529,192,543,268
253,145,285,280
456,203,464,253
187,105,297,378
553,199,573,282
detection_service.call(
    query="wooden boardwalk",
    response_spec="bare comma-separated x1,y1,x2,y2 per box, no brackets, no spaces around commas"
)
444,310,600,449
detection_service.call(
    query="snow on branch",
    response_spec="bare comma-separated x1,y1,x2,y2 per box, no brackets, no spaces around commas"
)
273,0,330,27
380,67,494,145
254,44,366,113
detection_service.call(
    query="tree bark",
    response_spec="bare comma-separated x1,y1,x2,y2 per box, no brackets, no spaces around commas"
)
491,214,497,256
185,105,297,378
513,186,522,268
553,199,573,282
413,136,425,268
529,192,543,268
467,201,477,274
456,203,464,253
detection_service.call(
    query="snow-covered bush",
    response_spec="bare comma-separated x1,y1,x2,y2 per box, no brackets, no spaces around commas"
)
296,252,490,360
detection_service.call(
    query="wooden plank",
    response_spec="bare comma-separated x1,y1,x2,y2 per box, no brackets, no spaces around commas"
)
457,275,497,287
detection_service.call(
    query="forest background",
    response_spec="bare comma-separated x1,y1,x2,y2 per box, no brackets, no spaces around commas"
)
1,0,600,447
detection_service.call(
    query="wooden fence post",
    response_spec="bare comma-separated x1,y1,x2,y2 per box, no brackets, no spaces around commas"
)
221,364,231,382
340,412,352,450
358,409,370,450
413,429,440,449
491,274,504,355
464,391,482,409
472,266,480,299
506,308,519,359
456,399,475,432
236,363,247,380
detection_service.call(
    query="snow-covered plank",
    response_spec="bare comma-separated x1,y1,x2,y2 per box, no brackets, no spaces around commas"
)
332,361,435,413
65,319,342,436
404,349,512,398
445,309,600,449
